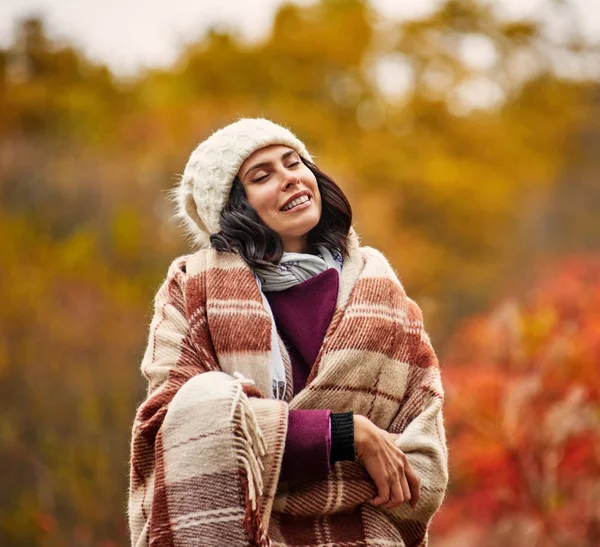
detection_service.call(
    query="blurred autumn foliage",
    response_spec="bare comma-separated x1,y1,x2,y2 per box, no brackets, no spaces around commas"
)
437,257,600,546
0,0,598,545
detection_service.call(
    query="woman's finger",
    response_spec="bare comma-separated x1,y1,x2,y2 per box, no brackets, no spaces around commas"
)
394,449,412,502
382,471,405,509
387,443,420,509
398,469,411,505
370,467,391,506
404,459,421,508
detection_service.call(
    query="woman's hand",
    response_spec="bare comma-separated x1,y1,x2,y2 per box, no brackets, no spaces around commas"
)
353,414,420,509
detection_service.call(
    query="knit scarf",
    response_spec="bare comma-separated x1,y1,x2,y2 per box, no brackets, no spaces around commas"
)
253,246,343,400
253,246,343,293
128,228,448,547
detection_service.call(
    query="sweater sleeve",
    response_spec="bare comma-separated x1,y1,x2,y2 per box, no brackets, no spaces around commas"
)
330,411,355,463
280,409,331,482
280,410,357,482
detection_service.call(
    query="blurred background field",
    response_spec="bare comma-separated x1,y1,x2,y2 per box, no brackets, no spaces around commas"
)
0,0,599,545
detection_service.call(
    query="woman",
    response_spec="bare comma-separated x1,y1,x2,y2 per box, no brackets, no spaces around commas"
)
129,118,448,547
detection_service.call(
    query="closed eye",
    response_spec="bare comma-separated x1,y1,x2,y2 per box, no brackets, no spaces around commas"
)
253,161,299,182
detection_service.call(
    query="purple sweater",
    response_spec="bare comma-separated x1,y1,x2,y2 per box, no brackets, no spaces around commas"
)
265,268,339,482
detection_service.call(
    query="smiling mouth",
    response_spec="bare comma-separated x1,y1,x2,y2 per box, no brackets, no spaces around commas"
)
280,194,311,212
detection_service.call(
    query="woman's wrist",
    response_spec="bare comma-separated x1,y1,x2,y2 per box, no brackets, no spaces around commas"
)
353,414,372,460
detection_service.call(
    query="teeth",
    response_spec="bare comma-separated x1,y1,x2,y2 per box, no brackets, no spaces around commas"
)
282,195,309,211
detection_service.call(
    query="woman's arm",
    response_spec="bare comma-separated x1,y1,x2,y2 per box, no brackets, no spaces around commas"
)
359,297,448,543
130,257,290,545
353,414,421,508
280,409,331,481
129,256,213,545
280,410,355,482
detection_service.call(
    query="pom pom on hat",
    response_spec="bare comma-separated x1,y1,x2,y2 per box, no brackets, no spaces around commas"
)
171,118,313,249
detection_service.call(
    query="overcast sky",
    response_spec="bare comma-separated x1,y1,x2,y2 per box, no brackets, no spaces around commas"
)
1,0,598,75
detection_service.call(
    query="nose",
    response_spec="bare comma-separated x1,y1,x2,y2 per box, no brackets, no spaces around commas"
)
282,171,300,190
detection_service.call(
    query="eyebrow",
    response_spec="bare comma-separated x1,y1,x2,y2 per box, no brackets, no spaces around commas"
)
242,150,297,181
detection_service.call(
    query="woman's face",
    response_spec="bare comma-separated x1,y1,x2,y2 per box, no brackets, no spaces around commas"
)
238,145,322,253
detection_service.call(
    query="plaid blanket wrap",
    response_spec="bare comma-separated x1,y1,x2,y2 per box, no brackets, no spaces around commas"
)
129,230,448,546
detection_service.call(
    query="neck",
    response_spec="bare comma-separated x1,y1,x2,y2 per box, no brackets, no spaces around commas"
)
282,236,308,254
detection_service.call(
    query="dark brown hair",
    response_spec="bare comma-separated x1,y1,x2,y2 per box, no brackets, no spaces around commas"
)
210,159,352,269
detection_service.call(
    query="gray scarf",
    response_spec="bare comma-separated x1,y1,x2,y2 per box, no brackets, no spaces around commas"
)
253,246,343,399
254,246,343,292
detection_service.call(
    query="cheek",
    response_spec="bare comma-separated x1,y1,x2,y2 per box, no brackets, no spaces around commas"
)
247,186,279,217
305,173,319,197
313,184,322,210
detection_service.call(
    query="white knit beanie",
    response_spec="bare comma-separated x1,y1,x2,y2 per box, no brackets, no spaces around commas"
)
172,118,313,249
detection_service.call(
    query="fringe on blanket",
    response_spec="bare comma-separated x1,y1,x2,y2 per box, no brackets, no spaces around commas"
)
231,374,271,546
